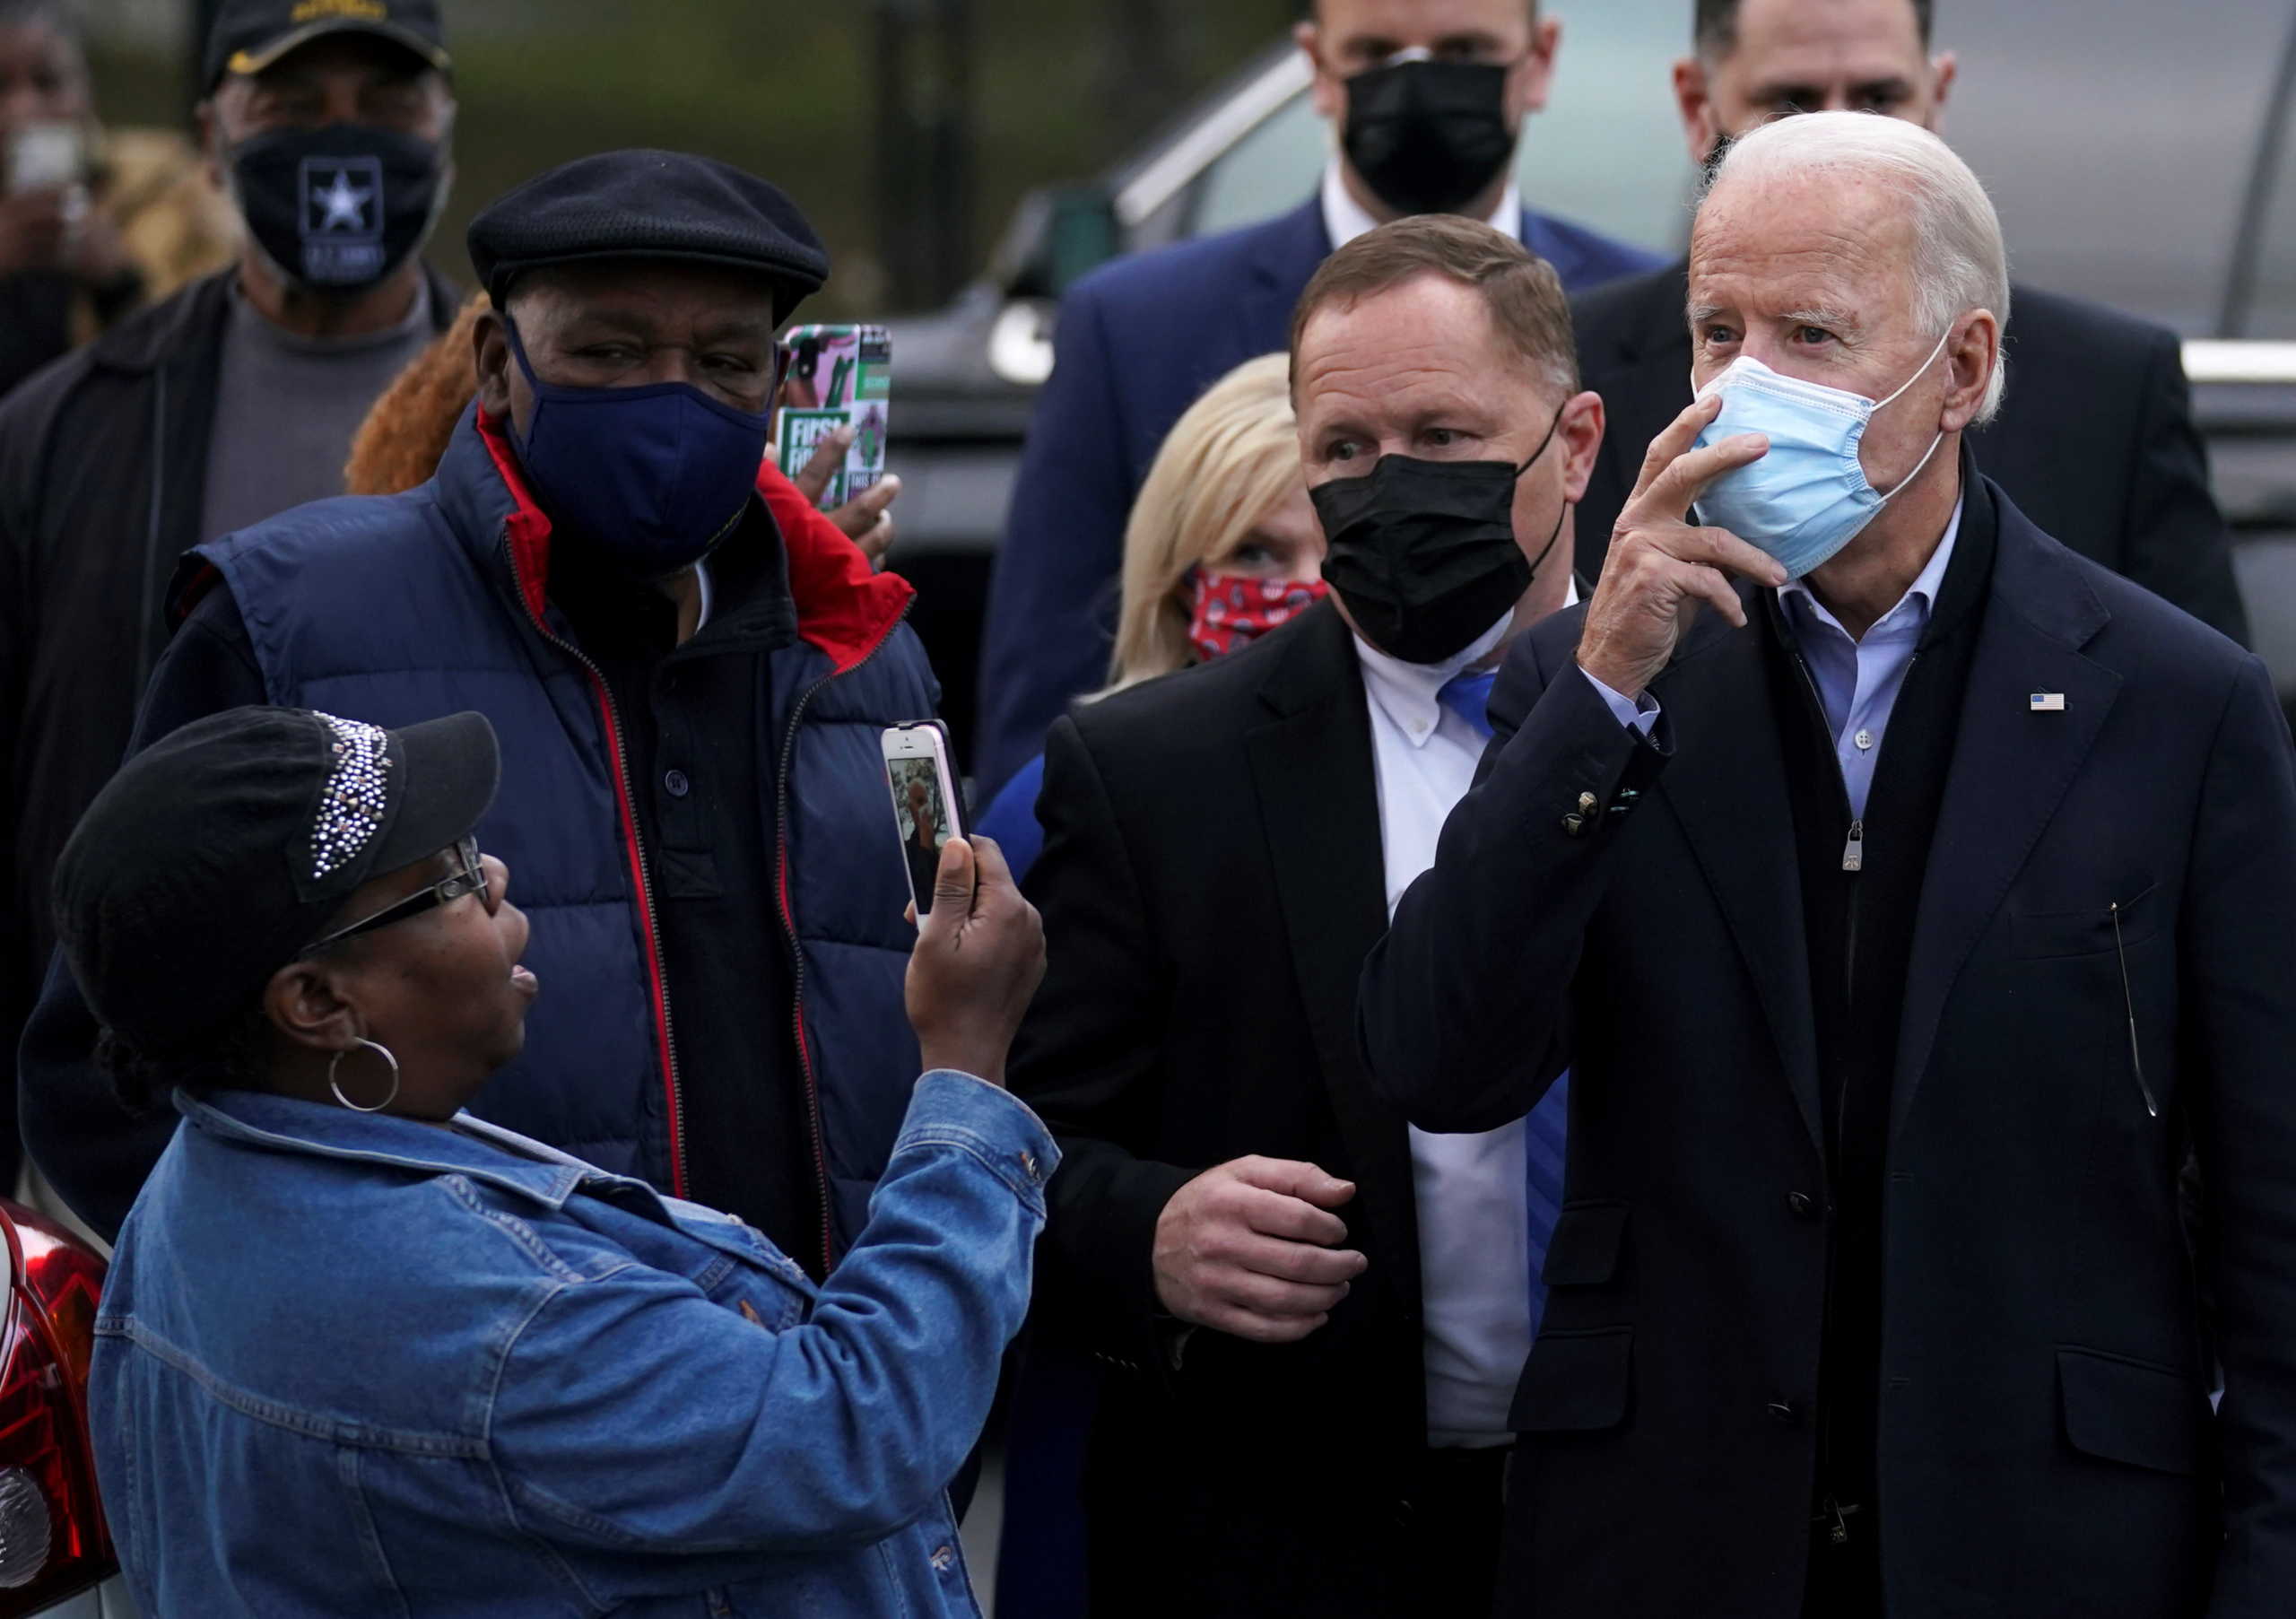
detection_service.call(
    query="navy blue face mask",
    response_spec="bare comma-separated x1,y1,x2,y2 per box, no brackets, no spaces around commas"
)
503,319,771,581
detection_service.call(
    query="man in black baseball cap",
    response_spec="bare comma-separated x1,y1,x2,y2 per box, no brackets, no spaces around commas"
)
0,0,465,1159
22,151,949,1309
203,0,449,91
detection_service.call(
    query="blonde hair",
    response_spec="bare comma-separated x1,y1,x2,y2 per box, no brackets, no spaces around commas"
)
1105,352,1302,691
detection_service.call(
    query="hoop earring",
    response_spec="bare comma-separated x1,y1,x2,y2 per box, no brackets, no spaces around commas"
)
327,1038,402,1113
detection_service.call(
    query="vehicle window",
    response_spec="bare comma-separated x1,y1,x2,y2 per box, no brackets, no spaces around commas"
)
1191,0,1692,255
2225,21,2296,336
1185,1,2291,337
1940,2,2286,336
1192,85,1328,240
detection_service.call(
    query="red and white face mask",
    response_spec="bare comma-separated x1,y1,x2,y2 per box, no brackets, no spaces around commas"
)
1185,570,1328,663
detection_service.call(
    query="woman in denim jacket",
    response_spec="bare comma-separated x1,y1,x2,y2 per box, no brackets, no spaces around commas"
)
51,705,1056,1617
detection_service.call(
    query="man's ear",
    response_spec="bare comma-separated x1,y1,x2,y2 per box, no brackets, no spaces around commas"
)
1298,20,1345,122
1510,16,1561,120
1559,388,1606,504
473,306,513,421
1673,57,1718,169
1926,51,1959,131
261,958,364,1058
1939,309,2000,434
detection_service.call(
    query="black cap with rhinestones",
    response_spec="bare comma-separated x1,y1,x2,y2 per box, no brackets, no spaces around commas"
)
52,707,498,1056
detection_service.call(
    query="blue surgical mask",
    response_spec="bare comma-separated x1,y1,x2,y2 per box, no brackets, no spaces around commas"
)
1691,330,1951,579
504,320,770,581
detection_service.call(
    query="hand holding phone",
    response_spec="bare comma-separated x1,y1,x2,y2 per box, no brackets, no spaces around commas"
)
903,834,1046,1088
883,722,965,918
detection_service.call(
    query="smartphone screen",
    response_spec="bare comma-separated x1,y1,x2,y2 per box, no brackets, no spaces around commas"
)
884,726,962,916
774,325,890,508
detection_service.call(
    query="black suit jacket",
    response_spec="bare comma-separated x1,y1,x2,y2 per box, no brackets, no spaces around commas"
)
1009,601,1437,1615
1570,261,2250,646
1359,474,2296,1618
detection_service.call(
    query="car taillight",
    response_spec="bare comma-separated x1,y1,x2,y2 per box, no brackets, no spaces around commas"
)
0,1203,112,1615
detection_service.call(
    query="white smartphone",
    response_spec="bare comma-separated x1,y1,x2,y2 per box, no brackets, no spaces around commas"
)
882,722,965,918
6,123,87,195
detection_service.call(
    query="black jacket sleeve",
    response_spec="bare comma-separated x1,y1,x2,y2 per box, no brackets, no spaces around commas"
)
1004,713,1193,1350
18,584,266,1240
1357,633,1667,1134
2120,331,2250,647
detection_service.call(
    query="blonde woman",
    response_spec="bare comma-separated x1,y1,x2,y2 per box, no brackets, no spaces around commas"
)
976,351,1325,880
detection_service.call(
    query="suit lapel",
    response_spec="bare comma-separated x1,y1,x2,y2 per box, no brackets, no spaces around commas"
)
1611,263,1694,468
1243,604,1422,1297
1891,491,2120,1136
1578,263,1693,581
1648,609,1825,1155
1520,208,1590,290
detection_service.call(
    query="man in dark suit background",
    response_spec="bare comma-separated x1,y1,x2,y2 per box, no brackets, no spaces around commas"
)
1361,111,2296,1617
974,0,1662,795
1570,0,2248,643
1011,217,1603,1615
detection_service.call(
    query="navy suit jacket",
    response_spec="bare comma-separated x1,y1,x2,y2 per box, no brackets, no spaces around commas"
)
1358,472,2296,1618
974,196,1661,794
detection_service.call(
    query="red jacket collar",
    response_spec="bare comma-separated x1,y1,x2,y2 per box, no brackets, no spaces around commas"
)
474,407,914,675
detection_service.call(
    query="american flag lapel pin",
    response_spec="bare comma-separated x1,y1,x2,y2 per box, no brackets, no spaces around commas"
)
2030,692,2066,712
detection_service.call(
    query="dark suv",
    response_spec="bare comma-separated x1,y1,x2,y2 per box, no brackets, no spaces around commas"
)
888,2,2296,755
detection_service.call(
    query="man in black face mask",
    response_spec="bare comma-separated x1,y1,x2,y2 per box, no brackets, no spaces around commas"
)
1568,0,2247,646
975,0,1660,802
1009,214,1601,1618
0,0,464,1206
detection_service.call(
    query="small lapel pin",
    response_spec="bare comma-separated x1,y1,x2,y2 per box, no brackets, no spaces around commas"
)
2030,692,2066,712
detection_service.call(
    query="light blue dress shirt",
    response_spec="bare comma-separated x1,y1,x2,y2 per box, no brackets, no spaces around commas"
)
1582,499,1964,819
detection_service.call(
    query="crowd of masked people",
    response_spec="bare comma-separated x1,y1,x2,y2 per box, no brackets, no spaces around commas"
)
1,0,2287,1614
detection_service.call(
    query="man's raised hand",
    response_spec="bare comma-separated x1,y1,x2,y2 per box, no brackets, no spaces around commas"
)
1576,393,1787,700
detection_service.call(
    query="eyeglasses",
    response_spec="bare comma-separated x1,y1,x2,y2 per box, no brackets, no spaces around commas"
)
301,836,488,957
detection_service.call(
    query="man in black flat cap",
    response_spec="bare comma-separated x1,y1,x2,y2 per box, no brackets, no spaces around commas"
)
22,153,952,1294
0,0,464,1192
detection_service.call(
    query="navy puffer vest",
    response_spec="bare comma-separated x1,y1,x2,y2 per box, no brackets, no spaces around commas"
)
187,409,935,1249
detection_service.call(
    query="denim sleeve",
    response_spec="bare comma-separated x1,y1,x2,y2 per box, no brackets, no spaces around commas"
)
487,1072,1057,1554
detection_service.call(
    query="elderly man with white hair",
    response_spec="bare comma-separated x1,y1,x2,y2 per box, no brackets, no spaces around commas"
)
1360,109,2296,1619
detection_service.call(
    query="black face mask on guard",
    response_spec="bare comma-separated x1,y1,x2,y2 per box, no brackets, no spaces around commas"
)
1341,56,1518,217
230,124,448,292
1310,405,1568,666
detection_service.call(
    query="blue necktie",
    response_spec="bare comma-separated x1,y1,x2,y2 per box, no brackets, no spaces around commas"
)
1435,669,1569,1327
1437,668,1498,738
1523,1076,1569,1331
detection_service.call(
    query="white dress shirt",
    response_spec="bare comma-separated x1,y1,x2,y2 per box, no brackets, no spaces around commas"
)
1320,160,1522,252
1356,589,1569,1449
1582,500,1965,815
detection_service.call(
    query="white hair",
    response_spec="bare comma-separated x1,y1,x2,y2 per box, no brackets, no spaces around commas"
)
1702,111,2011,424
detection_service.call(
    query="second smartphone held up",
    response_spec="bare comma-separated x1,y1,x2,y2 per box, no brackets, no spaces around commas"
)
883,722,964,917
